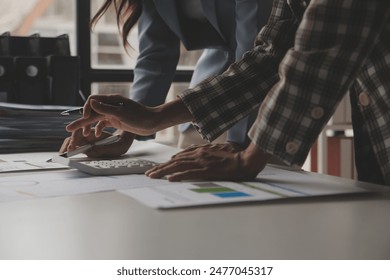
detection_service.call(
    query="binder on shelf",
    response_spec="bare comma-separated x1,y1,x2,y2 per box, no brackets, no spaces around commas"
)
0,32,70,57
0,32,11,56
0,32,81,106
0,32,81,153
14,56,50,105
39,34,71,56
0,56,15,102
47,55,80,105
0,32,39,56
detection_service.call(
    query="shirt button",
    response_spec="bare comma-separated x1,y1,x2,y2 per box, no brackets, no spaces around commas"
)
358,92,370,106
285,141,299,155
311,106,324,119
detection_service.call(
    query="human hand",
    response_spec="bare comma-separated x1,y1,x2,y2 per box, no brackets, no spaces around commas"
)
174,142,244,156
145,142,272,181
202,141,246,153
60,129,134,158
65,94,158,137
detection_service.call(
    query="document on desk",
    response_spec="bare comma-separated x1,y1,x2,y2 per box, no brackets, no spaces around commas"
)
118,165,371,209
0,170,170,203
0,160,67,173
0,164,369,205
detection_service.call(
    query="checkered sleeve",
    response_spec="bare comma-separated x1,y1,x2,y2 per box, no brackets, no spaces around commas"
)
179,0,299,142
249,0,390,166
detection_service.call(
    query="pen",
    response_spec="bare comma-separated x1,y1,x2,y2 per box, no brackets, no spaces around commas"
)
61,107,83,116
60,102,125,116
61,134,121,158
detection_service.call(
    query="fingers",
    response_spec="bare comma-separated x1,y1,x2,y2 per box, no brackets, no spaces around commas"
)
94,120,110,137
171,144,210,159
66,94,128,133
171,149,197,159
65,114,101,133
173,143,241,159
59,129,107,155
146,146,214,180
146,159,203,180
145,145,256,182
166,169,210,182
84,94,127,117
59,137,71,153
87,94,128,107
89,99,124,118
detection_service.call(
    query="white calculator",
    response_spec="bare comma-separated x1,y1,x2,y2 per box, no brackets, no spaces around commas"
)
52,155,158,176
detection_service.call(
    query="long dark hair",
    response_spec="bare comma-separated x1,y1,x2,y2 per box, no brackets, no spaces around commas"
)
90,0,142,49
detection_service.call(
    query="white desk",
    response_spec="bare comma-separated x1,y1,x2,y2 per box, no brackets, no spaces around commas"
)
1,141,390,260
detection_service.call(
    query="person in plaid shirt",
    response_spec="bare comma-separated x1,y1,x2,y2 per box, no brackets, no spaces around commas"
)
66,0,390,185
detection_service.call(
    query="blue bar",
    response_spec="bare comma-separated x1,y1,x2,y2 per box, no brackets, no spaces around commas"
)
213,192,251,198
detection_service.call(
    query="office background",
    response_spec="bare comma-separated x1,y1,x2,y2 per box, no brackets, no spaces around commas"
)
0,0,354,179
1,0,390,263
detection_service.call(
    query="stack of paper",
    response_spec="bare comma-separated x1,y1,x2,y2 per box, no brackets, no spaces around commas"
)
0,102,79,153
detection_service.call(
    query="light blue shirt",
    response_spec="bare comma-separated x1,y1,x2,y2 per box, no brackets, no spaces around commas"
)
131,0,272,145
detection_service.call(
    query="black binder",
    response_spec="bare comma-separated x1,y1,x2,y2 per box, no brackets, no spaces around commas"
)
0,32,81,106
39,34,71,56
0,56,15,102
0,32,38,56
47,55,80,105
14,56,50,105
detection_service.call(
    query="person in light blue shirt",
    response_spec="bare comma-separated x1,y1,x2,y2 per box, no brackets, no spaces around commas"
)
61,0,272,157
133,0,272,149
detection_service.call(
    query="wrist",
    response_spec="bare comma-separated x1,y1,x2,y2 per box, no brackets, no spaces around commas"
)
152,99,193,132
239,142,272,175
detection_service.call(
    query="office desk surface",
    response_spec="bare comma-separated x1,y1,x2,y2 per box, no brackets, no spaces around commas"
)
1,142,390,260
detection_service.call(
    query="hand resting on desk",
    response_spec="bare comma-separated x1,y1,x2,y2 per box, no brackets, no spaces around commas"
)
146,142,272,182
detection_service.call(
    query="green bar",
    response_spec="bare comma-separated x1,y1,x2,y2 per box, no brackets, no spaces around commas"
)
193,183,222,188
191,187,233,193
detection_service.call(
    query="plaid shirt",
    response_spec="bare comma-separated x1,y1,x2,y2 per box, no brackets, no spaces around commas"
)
179,0,390,184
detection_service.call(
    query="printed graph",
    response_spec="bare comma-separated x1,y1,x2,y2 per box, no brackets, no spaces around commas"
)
191,183,251,198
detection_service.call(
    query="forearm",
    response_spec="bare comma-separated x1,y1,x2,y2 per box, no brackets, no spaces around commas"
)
66,95,193,137
249,0,390,167
151,98,194,132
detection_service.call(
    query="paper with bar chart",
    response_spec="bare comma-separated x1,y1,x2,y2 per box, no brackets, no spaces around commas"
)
118,165,369,208
0,160,369,206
